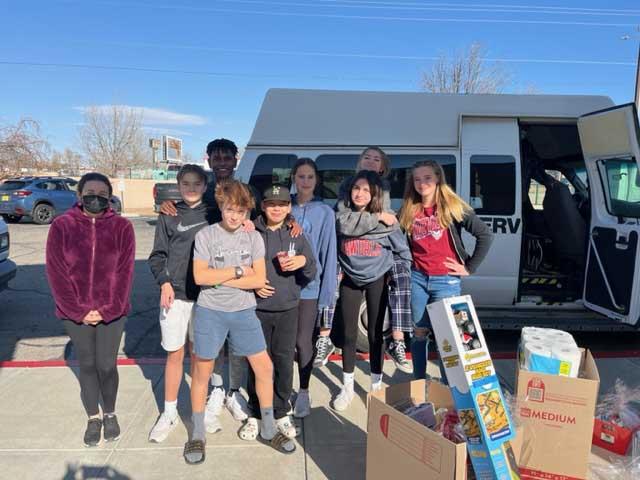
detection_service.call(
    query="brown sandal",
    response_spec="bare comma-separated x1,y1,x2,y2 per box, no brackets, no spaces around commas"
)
261,432,296,455
183,439,206,465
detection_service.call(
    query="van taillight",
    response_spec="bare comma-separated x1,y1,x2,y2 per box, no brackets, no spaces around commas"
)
13,190,32,197
153,185,157,199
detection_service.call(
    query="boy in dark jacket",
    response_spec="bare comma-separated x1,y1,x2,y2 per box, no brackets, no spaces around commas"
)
147,164,211,443
243,185,317,441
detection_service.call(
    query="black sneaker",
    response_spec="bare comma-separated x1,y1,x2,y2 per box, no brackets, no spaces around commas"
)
103,414,121,442
84,418,102,447
387,339,413,374
313,336,335,367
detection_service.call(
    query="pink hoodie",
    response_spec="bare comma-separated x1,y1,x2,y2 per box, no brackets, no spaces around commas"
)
45,204,135,323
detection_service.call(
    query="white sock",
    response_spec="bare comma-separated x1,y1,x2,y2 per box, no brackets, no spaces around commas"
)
371,373,383,385
164,400,178,418
343,372,355,390
210,372,224,388
298,388,309,396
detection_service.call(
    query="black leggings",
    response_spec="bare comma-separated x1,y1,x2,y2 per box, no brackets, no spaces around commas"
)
339,275,388,375
296,299,319,390
64,318,126,417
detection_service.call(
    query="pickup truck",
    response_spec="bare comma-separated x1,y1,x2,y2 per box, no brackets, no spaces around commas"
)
0,217,17,292
152,182,182,212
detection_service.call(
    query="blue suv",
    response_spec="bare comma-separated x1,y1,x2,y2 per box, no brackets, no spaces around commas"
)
0,176,122,225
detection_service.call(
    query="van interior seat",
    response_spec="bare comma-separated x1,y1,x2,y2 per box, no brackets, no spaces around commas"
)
542,178,586,270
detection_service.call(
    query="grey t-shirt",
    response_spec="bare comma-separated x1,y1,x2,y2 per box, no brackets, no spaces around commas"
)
193,223,265,312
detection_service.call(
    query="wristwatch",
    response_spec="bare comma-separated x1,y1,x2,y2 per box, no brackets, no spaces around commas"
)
234,266,244,279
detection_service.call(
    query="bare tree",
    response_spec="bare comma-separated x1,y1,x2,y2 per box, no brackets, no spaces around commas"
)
0,118,50,174
78,105,149,176
50,148,85,175
421,43,510,94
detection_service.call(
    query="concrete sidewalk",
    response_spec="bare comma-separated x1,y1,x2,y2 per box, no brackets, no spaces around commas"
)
0,357,637,480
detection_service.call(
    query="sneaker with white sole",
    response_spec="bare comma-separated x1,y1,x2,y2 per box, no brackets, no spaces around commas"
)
149,412,179,443
386,339,413,374
332,386,355,411
206,387,225,416
371,381,383,392
313,336,335,367
226,390,250,421
293,391,311,418
276,416,298,439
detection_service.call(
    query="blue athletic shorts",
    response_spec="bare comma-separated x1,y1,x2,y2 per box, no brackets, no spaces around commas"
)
193,305,266,360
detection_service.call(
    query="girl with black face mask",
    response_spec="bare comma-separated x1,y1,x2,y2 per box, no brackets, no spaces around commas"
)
45,172,135,447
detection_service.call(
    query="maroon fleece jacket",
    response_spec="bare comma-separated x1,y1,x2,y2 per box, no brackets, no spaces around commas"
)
45,204,135,323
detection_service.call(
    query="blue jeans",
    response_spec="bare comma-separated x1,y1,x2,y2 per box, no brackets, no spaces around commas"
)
410,270,462,381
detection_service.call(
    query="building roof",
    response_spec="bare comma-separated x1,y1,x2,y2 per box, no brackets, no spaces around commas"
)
247,88,615,148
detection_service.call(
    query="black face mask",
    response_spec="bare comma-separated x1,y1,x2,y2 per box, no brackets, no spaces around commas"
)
82,195,110,214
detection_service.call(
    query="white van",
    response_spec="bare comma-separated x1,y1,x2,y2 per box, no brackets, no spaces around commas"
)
236,88,640,333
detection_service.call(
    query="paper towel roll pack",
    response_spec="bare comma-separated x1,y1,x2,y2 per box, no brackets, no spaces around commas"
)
519,327,581,378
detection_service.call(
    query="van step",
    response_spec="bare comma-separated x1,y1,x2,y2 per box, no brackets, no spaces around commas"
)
476,308,635,332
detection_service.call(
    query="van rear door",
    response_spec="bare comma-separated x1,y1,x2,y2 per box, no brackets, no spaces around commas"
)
578,103,640,326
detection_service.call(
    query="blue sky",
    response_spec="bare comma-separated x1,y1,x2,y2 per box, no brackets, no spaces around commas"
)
2,0,639,162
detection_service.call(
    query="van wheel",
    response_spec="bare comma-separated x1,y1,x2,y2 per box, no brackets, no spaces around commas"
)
356,295,392,353
32,204,55,225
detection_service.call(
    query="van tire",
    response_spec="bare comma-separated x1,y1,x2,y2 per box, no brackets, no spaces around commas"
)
32,204,55,225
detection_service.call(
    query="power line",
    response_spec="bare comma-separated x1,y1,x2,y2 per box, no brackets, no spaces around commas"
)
52,0,638,28
314,0,640,16
210,0,640,17
0,60,407,82
89,40,638,67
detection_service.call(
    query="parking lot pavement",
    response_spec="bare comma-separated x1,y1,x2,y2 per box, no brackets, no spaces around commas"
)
0,216,161,362
0,358,630,480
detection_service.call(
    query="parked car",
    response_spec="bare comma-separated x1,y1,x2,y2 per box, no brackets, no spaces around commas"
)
0,217,17,292
0,176,122,225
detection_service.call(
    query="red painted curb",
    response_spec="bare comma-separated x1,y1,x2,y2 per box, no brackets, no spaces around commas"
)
1,350,639,368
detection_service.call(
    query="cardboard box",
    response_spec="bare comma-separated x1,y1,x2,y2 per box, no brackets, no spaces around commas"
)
428,296,520,480
515,350,600,480
366,380,467,480
592,418,637,455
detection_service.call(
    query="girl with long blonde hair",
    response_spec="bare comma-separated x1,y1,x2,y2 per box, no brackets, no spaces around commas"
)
400,160,493,381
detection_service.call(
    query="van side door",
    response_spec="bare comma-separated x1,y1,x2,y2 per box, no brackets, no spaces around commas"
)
578,103,640,326
460,117,522,306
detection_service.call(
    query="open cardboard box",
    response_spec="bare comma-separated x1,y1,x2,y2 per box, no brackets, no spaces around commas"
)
366,380,467,480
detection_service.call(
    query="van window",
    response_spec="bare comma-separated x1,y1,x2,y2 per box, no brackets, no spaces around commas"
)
470,155,516,215
249,154,297,197
314,154,360,202
315,154,456,210
599,158,640,218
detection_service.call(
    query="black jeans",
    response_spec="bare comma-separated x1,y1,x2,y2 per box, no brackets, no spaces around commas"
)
64,317,127,416
339,275,388,375
248,308,298,420
296,299,319,390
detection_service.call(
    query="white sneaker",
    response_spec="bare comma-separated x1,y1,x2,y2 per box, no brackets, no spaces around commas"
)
206,387,225,417
148,412,179,443
226,391,250,421
293,391,311,418
204,412,222,434
332,386,355,412
276,416,298,439
371,381,383,392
